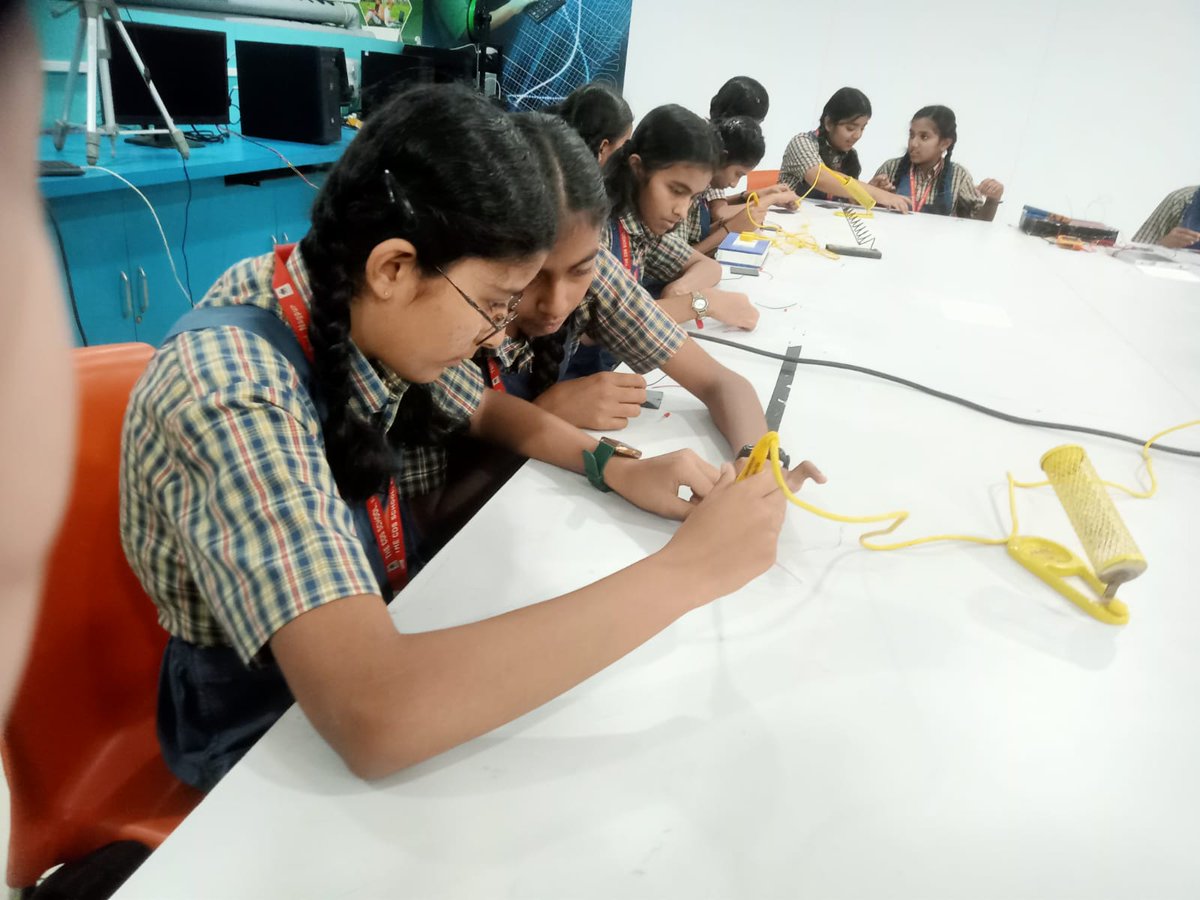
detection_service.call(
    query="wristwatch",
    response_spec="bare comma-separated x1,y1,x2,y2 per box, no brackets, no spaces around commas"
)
583,437,642,492
737,443,790,469
690,292,710,319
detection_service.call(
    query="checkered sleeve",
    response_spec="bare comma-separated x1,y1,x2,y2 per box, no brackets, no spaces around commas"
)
395,361,487,499
682,198,705,244
581,249,687,373
949,163,984,216
1134,187,1197,244
875,157,900,183
643,229,695,285
155,329,379,663
780,131,822,191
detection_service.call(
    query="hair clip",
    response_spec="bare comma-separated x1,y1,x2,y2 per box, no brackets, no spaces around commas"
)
382,169,416,220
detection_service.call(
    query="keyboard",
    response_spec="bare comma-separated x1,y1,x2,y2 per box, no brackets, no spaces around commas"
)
39,160,85,177
526,0,566,23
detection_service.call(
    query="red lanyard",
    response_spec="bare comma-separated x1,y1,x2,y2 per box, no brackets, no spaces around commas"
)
485,357,507,393
615,219,634,272
272,244,407,593
911,162,942,213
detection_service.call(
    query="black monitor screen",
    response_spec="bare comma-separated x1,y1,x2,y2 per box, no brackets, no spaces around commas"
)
360,47,477,118
108,21,229,126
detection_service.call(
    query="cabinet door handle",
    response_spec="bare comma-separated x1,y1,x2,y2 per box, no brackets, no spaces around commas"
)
120,271,132,318
138,266,150,314
282,232,290,243
271,234,278,246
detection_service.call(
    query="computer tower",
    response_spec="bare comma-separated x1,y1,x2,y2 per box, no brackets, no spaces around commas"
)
235,41,342,145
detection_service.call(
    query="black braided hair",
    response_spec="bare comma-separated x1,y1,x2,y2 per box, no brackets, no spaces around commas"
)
714,116,766,169
710,76,769,123
553,82,633,160
892,106,959,216
298,84,559,502
816,87,871,180
505,112,611,398
603,104,721,219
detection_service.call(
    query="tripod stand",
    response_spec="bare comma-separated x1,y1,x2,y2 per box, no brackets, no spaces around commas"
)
53,0,189,164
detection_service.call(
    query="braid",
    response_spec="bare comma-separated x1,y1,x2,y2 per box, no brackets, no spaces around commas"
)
301,213,394,501
935,144,956,216
526,310,582,397
895,150,913,196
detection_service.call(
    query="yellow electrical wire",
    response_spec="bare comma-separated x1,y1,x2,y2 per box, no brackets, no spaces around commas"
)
738,420,1200,552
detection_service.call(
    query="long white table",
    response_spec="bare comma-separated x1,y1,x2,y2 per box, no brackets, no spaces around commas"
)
115,207,1200,900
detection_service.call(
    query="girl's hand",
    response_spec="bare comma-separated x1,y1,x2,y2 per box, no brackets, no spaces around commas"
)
875,191,912,214
534,372,647,431
707,289,760,331
656,466,787,599
762,187,800,209
1163,226,1200,249
604,450,721,521
720,202,769,235
869,174,896,191
978,178,1004,201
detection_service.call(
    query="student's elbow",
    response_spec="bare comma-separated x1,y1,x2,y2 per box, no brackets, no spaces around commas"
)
328,693,439,781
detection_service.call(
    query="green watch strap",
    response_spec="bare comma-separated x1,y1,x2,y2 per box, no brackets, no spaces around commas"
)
582,440,617,492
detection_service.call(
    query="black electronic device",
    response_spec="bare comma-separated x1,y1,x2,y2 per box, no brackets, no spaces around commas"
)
526,0,566,22
107,20,228,147
235,40,343,145
826,244,883,260
360,46,479,118
39,160,86,177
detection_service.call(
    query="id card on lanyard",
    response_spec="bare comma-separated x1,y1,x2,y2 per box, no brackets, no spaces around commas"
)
272,244,408,593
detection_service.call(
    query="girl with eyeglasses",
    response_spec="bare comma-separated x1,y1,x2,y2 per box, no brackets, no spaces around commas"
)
120,85,791,790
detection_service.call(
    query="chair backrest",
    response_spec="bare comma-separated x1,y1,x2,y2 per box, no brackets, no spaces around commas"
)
2,343,161,881
746,168,781,192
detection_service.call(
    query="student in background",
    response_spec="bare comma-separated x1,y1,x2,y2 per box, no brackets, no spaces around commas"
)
602,104,758,330
0,0,76,720
869,105,1004,220
780,87,911,212
120,85,784,790
1133,186,1200,249
710,75,770,123
688,116,797,256
554,81,633,166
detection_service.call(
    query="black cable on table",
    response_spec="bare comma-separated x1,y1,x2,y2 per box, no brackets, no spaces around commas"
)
689,331,1200,459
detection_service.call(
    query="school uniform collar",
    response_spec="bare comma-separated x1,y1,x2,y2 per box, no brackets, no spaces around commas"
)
282,247,406,432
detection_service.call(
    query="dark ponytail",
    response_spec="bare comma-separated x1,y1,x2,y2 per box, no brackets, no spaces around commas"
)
505,111,611,398
714,116,766,169
709,75,769,122
894,105,958,216
554,82,633,160
603,104,720,219
816,86,871,180
298,85,559,501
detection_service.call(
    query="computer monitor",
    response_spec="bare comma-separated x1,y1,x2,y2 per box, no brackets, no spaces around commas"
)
360,46,479,118
108,21,229,128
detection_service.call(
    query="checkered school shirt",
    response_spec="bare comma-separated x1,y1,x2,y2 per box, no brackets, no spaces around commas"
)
120,249,482,663
1133,186,1199,244
408,247,688,491
780,129,845,192
874,158,985,218
602,210,694,286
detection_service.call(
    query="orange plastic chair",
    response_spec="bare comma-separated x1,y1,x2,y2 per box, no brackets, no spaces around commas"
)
746,168,781,192
2,343,202,892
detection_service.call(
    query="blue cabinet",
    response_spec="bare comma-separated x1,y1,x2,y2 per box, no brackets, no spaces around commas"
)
40,133,348,347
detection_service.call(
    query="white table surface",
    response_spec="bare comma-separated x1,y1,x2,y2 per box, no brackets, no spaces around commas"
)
115,208,1200,900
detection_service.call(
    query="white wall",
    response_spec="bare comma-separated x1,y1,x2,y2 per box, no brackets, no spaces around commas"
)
623,0,1200,237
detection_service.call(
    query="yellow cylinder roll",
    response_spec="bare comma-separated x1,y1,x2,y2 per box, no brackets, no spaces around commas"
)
1040,445,1147,588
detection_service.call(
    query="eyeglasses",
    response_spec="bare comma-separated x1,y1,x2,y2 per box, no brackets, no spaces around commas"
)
436,266,523,345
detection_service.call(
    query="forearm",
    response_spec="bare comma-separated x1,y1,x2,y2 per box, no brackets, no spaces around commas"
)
696,370,766,454
977,198,1000,222
692,221,730,256
487,0,527,29
353,552,710,776
469,389,593,473
661,255,722,296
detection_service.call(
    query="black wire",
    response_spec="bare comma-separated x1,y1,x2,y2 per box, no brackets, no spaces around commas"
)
689,331,1200,459
179,156,194,304
45,201,89,346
